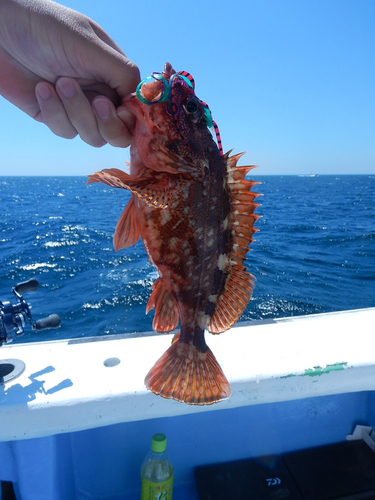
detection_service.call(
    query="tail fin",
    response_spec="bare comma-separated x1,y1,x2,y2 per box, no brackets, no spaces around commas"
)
145,340,231,405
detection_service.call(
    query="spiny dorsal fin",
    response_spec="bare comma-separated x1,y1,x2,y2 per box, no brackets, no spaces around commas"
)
146,278,179,333
208,151,261,334
113,195,140,251
145,340,231,405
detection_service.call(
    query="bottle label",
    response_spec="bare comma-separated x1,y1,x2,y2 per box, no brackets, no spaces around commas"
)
140,475,173,500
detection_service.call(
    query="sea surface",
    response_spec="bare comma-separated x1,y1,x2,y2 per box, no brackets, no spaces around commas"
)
0,175,374,344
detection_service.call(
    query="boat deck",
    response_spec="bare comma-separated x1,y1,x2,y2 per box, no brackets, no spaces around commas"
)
0,308,374,499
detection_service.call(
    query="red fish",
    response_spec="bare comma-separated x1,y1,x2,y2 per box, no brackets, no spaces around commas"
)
88,63,260,405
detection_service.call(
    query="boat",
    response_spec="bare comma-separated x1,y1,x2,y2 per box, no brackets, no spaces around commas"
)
1,307,374,499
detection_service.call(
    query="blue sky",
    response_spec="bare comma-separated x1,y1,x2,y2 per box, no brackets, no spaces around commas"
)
1,0,374,176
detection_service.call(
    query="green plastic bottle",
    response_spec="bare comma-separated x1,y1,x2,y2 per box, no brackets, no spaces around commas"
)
140,433,174,500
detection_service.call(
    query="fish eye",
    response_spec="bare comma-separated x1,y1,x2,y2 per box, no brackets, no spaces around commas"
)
186,99,199,114
183,98,203,122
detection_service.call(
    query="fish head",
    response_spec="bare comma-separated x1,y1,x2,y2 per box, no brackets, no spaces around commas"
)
125,63,221,175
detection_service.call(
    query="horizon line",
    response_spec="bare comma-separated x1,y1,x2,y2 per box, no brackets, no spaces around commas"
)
1,173,374,177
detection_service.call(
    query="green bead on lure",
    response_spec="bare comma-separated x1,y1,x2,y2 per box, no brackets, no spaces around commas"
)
136,67,223,156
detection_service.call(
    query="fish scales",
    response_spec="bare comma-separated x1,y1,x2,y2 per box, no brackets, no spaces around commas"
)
139,159,231,333
88,63,261,405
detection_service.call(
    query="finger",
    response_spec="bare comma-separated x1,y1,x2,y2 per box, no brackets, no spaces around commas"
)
35,81,78,139
55,77,106,147
92,97,134,148
117,104,137,137
106,60,140,98
84,31,140,99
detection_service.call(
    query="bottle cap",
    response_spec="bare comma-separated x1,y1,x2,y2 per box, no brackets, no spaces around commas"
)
151,433,167,453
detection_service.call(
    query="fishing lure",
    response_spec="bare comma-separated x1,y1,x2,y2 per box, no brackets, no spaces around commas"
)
136,70,223,156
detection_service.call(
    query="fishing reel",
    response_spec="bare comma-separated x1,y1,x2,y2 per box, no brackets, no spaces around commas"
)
0,278,61,347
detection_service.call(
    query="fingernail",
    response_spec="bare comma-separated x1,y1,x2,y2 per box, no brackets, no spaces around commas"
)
36,83,51,100
57,78,76,99
93,98,112,120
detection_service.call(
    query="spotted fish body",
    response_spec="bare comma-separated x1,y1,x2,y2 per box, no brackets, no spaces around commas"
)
88,63,260,405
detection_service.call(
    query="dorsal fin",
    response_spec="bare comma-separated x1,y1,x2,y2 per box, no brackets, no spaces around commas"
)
208,265,255,333
146,278,179,333
208,152,261,334
113,195,141,251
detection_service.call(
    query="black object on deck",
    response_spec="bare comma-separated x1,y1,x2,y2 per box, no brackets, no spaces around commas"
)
195,440,375,499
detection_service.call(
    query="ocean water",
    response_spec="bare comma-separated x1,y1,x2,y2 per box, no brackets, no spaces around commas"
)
0,175,374,344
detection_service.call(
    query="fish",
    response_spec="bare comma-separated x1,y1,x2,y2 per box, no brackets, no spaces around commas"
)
87,63,261,405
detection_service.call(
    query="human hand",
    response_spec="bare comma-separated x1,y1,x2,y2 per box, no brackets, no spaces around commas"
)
0,0,140,147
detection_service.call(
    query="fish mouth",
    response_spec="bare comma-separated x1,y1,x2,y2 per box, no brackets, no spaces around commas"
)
134,62,176,105
123,62,172,118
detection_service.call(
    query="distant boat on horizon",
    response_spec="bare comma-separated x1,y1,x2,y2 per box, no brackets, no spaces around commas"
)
298,173,318,177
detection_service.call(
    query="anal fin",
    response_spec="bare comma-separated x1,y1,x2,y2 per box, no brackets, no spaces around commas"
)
145,340,231,405
146,278,179,333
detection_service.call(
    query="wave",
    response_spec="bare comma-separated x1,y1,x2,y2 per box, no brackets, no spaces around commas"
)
0,175,374,342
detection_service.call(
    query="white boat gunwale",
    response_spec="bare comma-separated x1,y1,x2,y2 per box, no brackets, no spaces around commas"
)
0,307,374,442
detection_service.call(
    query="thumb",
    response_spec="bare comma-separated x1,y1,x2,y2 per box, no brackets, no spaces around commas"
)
87,21,141,97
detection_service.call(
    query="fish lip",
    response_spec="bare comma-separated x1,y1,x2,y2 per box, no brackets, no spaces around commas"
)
122,93,143,119
124,94,168,129
141,80,165,103
123,92,136,106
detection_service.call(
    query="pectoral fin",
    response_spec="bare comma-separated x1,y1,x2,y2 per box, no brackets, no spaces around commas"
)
88,168,185,209
87,168,133,189
113,195,140,250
